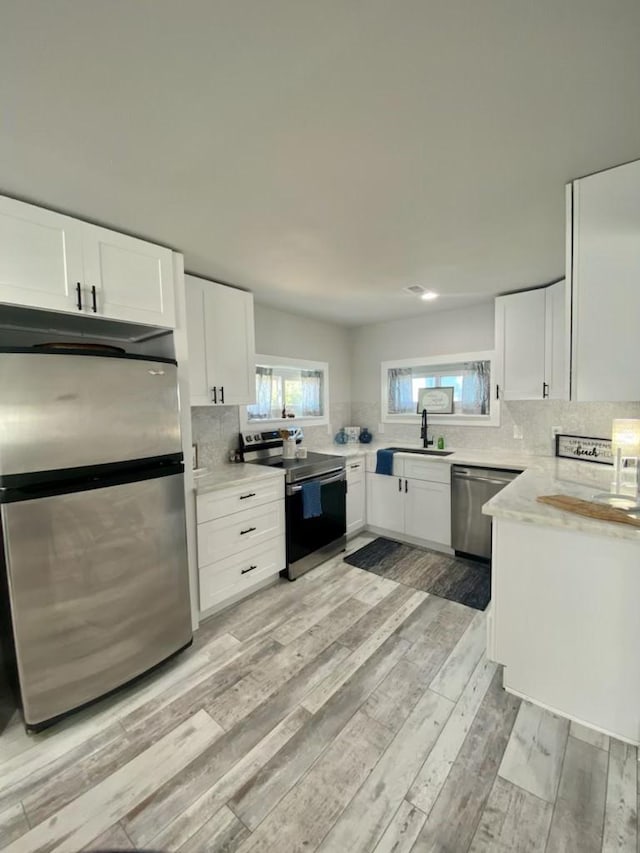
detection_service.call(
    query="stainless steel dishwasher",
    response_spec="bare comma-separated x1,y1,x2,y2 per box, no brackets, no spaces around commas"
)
451,466,521,560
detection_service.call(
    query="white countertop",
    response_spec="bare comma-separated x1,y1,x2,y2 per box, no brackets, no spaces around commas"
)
316,440,536,471
192,441,638,541
194,463,285,495
482,457,640,542
320,441,640,541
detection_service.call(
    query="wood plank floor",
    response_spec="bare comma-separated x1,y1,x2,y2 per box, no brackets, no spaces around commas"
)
0,533,637,853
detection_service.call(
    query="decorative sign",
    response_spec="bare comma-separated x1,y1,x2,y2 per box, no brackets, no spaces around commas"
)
555,434,613,465
416,386,454,414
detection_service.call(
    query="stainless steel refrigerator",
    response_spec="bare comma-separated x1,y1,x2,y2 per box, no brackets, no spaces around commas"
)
0,347,192,730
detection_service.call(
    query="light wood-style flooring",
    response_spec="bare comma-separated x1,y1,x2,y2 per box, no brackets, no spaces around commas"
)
0,534,637,853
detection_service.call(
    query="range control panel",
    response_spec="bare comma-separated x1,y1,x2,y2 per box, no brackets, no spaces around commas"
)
240,427,303,448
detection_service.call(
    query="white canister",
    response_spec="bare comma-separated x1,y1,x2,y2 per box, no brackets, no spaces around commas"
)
344,426,360,444
282,437,297,459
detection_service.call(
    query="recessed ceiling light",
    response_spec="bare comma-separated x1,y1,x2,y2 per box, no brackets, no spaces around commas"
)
421,291,438,301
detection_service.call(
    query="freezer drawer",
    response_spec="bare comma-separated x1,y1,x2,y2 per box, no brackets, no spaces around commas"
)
1,471,191,727
0,351,181,478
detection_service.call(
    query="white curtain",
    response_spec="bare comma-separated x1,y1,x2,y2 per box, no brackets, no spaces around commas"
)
301,370,323,416
249,366,273,419
462,361,490,415
388,367,413,413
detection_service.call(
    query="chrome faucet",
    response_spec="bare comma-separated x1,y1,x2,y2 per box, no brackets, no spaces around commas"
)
420,408,433,448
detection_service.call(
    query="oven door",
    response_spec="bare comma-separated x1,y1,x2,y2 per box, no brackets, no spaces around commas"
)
285,469,347,579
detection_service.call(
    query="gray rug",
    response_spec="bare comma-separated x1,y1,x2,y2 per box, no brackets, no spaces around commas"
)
344,537,490,610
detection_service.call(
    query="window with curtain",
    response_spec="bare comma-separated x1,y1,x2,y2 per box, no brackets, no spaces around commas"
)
383,353,495,423
246,357,328,422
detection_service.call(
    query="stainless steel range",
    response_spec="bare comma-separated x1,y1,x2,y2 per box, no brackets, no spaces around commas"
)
239,430,346,580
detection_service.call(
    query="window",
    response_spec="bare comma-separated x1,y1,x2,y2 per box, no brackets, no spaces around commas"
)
245,355,329,425
382,351,499,426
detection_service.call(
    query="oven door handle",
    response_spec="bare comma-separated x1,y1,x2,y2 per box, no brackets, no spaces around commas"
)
286,470,346,495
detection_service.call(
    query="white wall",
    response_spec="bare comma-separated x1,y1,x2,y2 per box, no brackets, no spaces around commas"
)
192,303,352,467
254,303,351,408
351,301,494,404
350,300,640,455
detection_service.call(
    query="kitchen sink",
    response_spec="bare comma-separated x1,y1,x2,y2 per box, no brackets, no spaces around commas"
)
384,447,454,457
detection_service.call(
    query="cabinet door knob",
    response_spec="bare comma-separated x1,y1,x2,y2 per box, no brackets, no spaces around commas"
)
91,285,97,313
405,479,408,493
495,384,500,400
76,282,83,311
220,386,225,404
211,387,217,404
542,381,549,398
398,478,402,492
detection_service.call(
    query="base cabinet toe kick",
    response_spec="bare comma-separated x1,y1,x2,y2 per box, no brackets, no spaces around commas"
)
490,517,640,746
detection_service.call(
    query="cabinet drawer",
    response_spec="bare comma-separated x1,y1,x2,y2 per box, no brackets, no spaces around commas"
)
197,499,285,566
199,536,285,613
197,477,284,523
346,458,364,483
400,458,450,484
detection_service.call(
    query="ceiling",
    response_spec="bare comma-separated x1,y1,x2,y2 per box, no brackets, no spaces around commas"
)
1,1,639,326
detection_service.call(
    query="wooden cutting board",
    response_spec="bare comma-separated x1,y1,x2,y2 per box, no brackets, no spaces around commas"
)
537,494,640,528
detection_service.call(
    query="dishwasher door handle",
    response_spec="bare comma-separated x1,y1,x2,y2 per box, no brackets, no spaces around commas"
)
453,472,515,486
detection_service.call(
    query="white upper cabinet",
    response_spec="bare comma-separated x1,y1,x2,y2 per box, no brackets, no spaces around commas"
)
0,195,175,328
82,226,174,327
543,280,567,400
569,159,640,402
185,274,256,407
495,281,567,401
495,288,546,400
0,196,84,314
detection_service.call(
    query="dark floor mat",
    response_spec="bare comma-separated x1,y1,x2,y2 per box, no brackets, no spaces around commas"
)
344,537,490,610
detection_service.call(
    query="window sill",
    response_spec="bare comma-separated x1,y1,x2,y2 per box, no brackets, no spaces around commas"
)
382,413,500,428
246,417,329,429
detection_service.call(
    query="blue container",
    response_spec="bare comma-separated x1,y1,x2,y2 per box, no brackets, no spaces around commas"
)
335,429,348,445
359,428,373,444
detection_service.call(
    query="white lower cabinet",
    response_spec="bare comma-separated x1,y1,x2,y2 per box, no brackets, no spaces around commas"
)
366,474,405,534
196,474,285,615
199,537,285,614
346,456,366,535
366,466,451,549
404,478,451,544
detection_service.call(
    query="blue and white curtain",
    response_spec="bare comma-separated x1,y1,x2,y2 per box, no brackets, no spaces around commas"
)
301,370,323,416
462,361,490,415
250,366,274,419
388,367,414,414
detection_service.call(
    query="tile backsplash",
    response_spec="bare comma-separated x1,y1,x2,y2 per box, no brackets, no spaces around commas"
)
191,401,352,469
350,400,640,457
192,400,640,468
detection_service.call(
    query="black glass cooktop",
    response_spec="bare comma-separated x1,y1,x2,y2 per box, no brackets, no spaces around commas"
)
252,451,345,483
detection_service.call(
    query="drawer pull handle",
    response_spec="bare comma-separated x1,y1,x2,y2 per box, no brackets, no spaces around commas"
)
239,492,256,500
350,464,360,469
241,564,258,575
240,526,257,535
